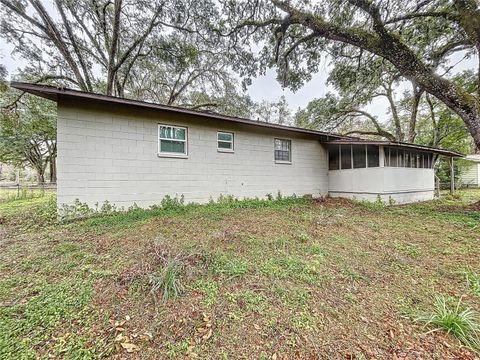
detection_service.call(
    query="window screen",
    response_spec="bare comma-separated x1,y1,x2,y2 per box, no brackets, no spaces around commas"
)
367,145,379,167
329,145,340,170
274,138,291,162
353,145,366,168
341,145,352,169
159,124,187,155
217,132,234,151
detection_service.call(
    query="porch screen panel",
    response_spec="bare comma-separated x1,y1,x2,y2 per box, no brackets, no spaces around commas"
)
329,145,340,170
367,145,379,167
353,145,366,168
341,145,352,169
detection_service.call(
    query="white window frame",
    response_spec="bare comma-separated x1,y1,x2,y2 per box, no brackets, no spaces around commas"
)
217,131,234,153
158,124,188,158
274,138,292,164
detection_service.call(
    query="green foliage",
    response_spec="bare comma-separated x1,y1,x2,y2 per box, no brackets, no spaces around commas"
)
0,280,93,359
0,188,49,203
148,259,185,302
62,193,308,226
416,296,480,351
0,193,56,230
0,92,56,182
259,254,323,284
192,279,219,306
465,271,480,296
210,252,249,278
298,232,310,243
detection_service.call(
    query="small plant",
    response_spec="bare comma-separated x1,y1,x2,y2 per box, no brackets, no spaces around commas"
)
298,232,310,243
192,279,219,306
209,252,248,278
415,295,480,351
148,258,184,302
160,194,185,210
276,190,283,200
465,270,480,296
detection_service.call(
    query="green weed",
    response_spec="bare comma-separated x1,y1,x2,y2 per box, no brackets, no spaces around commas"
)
416,295,480,351
465,270,480,296
0,279,93,358
210,252,249,278
148,259,185,302
192,279,219,306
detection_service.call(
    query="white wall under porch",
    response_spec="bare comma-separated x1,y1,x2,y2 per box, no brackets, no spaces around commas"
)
328,167,435,204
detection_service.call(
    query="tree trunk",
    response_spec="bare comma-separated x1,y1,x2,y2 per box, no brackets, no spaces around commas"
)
36,166,45,184
49,155,57,183
407,85,423,143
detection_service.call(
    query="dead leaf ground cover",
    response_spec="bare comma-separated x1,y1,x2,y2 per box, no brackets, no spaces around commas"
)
0,190,479,359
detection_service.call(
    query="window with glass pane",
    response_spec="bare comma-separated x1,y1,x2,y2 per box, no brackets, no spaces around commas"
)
159,124,187,155
217,131,234,151
341,145,352,169
367,145,379,167
274,138,291,162
353,145,366,168
329,145,340,170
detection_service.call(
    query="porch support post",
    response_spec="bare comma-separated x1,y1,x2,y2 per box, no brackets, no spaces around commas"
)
379,146,385,167
450,157,455,194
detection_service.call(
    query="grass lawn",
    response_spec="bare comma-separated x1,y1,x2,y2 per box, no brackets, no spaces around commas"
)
0,191,479,359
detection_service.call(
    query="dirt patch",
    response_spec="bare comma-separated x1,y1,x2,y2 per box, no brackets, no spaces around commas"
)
314,196,358,208
438,200,480,213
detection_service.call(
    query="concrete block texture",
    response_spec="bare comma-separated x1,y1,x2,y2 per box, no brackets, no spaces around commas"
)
57,99,328,208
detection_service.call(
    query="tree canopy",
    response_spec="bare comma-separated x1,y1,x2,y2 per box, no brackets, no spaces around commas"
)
217,0,480,149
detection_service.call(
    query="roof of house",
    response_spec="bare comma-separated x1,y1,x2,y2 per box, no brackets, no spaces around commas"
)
464,154,480,162
10,82,463,158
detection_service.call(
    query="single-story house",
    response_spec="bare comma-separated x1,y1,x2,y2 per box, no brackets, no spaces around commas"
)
460,154,480,187
12,82,463,208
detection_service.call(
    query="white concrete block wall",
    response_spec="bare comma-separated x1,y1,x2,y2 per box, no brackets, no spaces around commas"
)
328,167,435,204
57,99,328,208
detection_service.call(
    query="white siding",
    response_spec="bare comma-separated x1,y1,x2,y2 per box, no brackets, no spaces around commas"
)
57,99,328,208
460,163,479,186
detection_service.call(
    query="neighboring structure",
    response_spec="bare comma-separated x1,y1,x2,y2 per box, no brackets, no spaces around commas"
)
460,154,480,187
11,82,463,208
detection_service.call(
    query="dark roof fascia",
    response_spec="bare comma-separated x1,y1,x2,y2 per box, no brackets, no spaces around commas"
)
10,82,352,141
326,139,464,158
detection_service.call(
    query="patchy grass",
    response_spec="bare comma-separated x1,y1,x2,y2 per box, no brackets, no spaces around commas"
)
0,190,479,358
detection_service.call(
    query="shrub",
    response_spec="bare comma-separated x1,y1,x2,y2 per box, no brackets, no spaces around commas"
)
415,295,480,351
